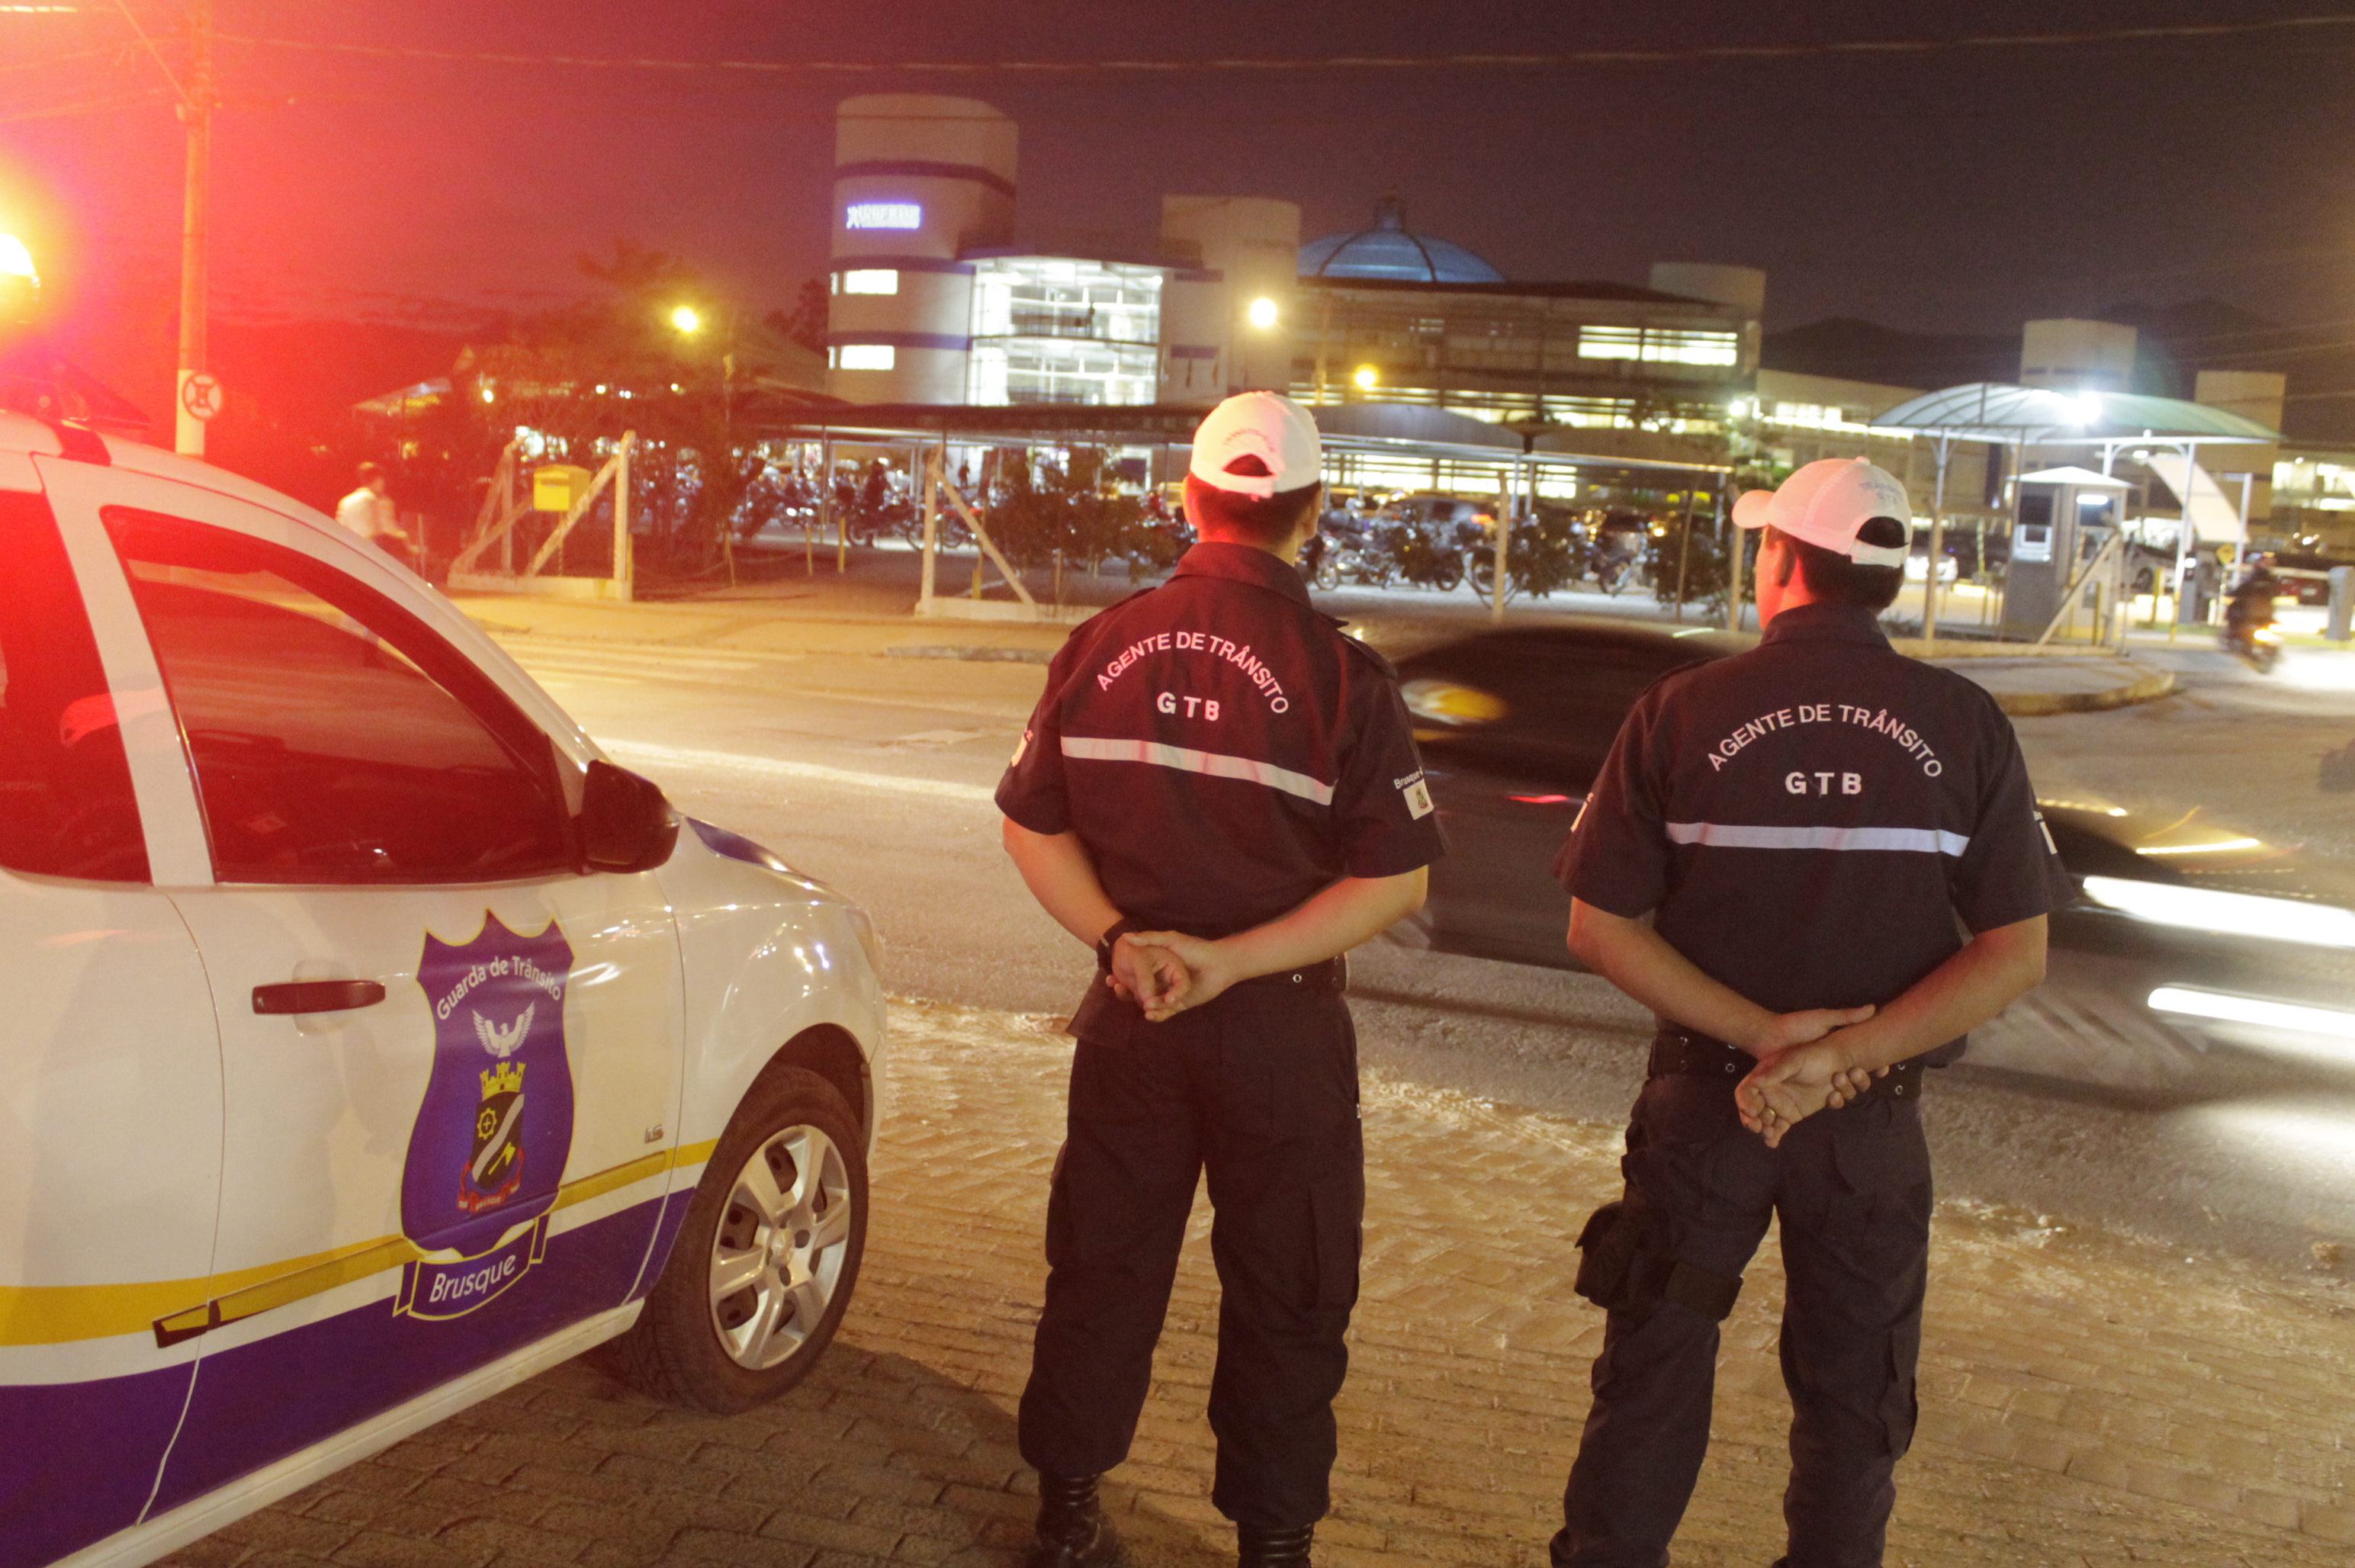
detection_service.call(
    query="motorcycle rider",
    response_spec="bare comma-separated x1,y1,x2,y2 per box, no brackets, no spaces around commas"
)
2224,550,2283,666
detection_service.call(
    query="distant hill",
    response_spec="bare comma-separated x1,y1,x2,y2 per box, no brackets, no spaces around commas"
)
1764,303,2355,445
1761,317,2014,391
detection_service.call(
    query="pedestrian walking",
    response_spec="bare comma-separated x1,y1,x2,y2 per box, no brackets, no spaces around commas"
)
1547,457,2071,1567
335,461,412,565
994,392,1444,1568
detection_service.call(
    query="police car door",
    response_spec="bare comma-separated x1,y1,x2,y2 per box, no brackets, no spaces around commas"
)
42,460,686,1513
0,465,224,1566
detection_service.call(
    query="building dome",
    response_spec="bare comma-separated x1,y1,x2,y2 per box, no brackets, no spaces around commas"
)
1298,196,1504,284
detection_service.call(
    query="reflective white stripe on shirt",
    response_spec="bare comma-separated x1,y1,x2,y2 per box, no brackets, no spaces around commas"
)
1665,821,1971,856
1060,735,1336,805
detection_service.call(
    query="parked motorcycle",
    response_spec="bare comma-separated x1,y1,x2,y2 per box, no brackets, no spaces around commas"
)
1467,512,1584,606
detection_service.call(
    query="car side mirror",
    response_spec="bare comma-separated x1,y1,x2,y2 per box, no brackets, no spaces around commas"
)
580,760,678,874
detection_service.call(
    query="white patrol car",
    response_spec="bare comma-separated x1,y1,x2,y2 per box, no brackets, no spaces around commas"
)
0,413,886,1568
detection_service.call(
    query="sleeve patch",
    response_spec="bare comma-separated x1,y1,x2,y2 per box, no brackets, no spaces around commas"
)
1403,777,1435,819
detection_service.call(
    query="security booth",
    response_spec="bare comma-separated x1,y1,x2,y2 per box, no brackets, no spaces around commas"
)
1871,383,2283,644
2000,466,2133,641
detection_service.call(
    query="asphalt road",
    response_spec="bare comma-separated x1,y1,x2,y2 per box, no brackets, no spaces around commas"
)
506,628,2355,1278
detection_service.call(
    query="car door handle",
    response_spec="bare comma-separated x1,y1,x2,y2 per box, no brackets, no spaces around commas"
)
252,979,387,1016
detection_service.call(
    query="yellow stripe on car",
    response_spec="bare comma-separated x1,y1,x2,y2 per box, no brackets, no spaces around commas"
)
0,1145,705,1348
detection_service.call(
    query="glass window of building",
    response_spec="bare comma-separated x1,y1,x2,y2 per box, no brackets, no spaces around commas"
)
838,345,896,371
840,269,900,296
966,257,1164,405
1578,326,1740,366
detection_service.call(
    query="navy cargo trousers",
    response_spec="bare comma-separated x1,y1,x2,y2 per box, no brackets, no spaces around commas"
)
1553,1073,1933,1568
1017,982,1365,1529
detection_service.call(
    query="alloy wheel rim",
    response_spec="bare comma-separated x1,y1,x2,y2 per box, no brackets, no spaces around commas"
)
707,1123,853,1370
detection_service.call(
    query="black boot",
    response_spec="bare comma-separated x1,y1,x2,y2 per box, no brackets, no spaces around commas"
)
1237,1522,1315,1567
1028,1472,1122,1568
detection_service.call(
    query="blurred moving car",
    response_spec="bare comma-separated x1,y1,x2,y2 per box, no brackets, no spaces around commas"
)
0,413,885,1568
1393,620,2355,1096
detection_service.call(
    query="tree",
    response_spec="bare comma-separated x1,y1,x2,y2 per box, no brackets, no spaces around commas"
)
769,278,831,355
983,446,1145,577
464,241,802,578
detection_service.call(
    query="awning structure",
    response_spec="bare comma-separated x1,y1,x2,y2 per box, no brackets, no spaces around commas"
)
2142,452,2247,542
1870,382,2281,446
2016,465,2132,489
773,400,1730,478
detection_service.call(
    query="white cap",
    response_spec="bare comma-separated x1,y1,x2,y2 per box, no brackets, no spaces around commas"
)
1189,391,1322,499
1733,458,1913,567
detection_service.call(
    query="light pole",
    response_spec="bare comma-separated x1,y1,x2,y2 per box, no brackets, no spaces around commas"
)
175,0,216,456
673,301,742,580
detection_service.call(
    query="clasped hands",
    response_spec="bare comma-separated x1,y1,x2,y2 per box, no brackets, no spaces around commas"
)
1103,930,1229,1022
1734,1004,1885,1149
1104,933,1884,1139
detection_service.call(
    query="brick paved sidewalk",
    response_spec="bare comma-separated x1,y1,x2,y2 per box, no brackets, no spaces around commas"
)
170,1001,2355,1568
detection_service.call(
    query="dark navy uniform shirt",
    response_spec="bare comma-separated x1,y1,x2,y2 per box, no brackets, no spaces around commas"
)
1555,602,2072,1058
998,541,1445,937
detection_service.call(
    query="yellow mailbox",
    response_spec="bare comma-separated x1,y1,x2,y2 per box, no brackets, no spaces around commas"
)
532,463,596,514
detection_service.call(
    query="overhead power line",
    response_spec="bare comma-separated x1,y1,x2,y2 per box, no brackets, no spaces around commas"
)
209,12,2355,76
0,86,166,123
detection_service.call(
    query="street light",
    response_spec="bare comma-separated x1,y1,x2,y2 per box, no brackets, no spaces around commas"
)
1352,364,1378,391
0,234,36,284
670,304,703,335
1246,296,1279,330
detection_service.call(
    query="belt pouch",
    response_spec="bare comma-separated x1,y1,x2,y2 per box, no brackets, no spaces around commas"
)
1573,1200,1640,1310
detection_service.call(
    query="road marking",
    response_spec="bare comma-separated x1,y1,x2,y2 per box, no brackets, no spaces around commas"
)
606,740,998,804
513,647,768,675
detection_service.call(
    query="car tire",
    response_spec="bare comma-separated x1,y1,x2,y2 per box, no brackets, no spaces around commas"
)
595,1067,868,1412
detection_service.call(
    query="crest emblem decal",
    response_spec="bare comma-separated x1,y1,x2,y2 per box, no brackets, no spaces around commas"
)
399,912,575,1315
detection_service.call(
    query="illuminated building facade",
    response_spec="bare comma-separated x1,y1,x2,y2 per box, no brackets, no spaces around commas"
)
823,96,1762,453
826,96,1298,410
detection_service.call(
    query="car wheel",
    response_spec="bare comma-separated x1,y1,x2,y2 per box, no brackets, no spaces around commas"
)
596,1067,867,1412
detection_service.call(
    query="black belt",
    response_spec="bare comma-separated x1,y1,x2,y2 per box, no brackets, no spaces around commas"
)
1232,954,1347,993
1648,1026,1923,1102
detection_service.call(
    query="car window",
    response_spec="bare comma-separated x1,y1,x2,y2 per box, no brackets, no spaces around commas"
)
0,491,150,881
105,508,570,885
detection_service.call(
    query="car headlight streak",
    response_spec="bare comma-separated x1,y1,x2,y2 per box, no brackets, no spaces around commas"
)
2148,988,2355,1063
2082,876,2355,949
2135,837,2264,856
1400,680,1508,726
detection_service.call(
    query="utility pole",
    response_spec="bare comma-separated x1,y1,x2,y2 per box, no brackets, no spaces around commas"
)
175,0,216,456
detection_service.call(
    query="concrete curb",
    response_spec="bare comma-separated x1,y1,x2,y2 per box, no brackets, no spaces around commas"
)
1992,660,2177,718
883,644,1054,666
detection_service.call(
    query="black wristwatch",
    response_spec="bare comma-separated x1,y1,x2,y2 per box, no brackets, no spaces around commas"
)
1095,916,1151,969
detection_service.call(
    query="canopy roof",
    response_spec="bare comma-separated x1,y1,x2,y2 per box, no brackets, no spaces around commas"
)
2016,465,2133,489
1871,382,2280,445
773,401,1724,474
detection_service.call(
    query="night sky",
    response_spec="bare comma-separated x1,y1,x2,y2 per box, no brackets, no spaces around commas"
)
8,2,2355,357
